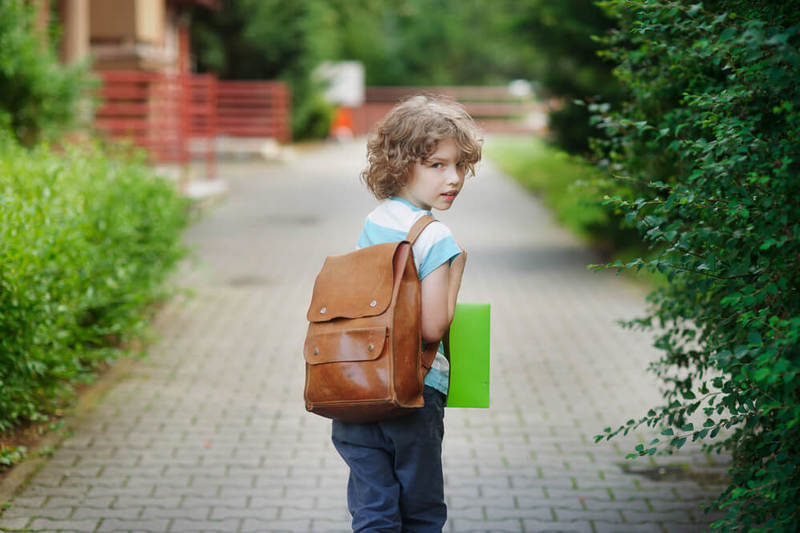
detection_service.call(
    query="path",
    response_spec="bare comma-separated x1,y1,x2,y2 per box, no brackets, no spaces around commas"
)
0,139,729,532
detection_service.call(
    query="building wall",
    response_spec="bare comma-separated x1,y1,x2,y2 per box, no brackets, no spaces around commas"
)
89,0,163,44
54,0,205,73
89,1,136,43
89,0,172,71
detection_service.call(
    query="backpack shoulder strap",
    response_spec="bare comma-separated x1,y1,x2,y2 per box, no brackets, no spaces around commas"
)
407,214,440,379
406,215,436,244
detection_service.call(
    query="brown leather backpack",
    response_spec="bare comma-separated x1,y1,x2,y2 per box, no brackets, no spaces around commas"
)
303,215,440,423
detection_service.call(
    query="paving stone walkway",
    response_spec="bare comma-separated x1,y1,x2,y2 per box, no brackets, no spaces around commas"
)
0,140,730,532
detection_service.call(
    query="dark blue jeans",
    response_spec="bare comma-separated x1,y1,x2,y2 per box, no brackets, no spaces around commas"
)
332,386,446,533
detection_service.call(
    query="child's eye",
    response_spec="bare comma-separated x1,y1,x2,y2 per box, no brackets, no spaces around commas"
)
456,161,464,167
431,162,443,168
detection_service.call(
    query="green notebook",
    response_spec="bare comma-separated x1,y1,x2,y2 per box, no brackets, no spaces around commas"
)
446,303,490,408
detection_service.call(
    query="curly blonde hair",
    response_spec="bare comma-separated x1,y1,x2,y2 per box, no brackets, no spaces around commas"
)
361,95,483,200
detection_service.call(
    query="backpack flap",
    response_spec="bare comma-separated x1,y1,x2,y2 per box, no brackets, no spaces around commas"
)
303,326,388,364
306,241,405,323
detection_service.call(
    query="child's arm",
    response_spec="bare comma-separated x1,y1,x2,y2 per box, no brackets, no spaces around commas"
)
447,248,467,320
419,248,466,344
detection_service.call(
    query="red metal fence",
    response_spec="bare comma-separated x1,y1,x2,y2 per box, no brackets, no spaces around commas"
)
187,74,217,179
95,71,189,165
95,76,539,178
94,71,291,178
216,81,291,141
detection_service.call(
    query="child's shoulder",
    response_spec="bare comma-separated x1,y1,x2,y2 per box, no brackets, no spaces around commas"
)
366,198,452,236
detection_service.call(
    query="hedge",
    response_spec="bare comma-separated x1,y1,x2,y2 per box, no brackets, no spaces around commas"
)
590,1,799,530
0,131,190,444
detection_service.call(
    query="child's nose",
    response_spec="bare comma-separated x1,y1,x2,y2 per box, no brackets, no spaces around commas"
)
446,165,461,183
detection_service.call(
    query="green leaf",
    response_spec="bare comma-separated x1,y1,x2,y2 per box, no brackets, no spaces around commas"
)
753,367,771,383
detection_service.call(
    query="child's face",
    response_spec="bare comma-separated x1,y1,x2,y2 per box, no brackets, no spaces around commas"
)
398,138,466,212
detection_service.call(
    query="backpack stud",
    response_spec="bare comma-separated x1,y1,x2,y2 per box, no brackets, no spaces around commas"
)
320,307,327,314
370,300,377,307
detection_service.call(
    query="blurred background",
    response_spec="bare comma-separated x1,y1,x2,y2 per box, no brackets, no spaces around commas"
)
4,0,619,155
12,0,626,246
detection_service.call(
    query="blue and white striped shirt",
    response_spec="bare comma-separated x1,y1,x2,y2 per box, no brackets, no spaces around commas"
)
357,197,462,395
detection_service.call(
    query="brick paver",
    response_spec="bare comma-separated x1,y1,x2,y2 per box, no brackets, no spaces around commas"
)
0,140,729,532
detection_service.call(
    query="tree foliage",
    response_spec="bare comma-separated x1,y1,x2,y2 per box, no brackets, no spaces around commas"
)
325,0,532,86
591,1,800,530
508,0,623,154
189,0,546,138
0,0,91,145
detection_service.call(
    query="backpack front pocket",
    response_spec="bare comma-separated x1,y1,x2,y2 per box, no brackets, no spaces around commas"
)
303,326,388,364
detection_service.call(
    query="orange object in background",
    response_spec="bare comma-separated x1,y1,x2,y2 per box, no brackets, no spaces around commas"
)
330,106,354,140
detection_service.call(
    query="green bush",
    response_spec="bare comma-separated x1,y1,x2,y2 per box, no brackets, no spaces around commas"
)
0,0,92,145
591,1,800,530
0,131,190,435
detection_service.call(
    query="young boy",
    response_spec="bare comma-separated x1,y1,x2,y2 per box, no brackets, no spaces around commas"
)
332,95,482,532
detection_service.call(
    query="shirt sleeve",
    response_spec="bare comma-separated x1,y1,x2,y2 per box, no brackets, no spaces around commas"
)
413,221,462,280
